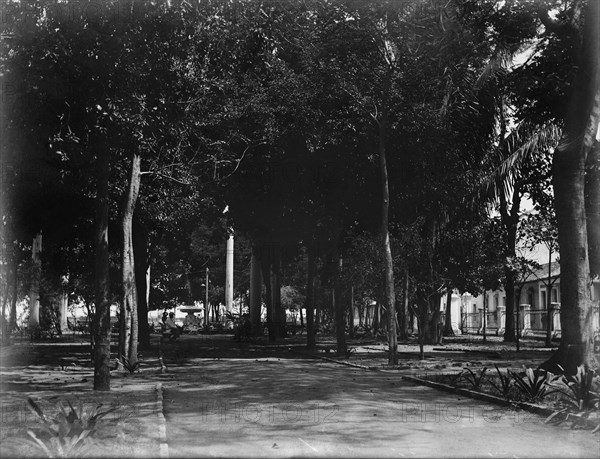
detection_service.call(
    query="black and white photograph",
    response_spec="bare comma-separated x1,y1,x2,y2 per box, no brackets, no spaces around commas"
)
0,0,599,457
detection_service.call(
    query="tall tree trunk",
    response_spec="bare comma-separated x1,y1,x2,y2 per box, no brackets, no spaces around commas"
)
1,259,9,341
204,267,210,327
586,142,600,278
249,245,262,335
1,245,12,337
348,286,354,338
482,291,488,343
421,292,442,345
28,232,42,329
272,244,285,338
373,298,380,334
500,186,520,343
552,150,595,372
93,149,111,391
443,288,454,337
58,275,68,333
1,287,6,341
545,248,553,347
545,0,600,373
398,270,409,340
379,77,397,364
9,256,18,332
315,287,320,330
134,220,150,350
334,249,347,357
358,300,364,329
503,268,517,342
120,153,141,366
306,242,317,351
260,246,275,341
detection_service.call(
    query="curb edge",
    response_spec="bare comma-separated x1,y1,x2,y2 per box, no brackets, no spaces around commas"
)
155,383,169,458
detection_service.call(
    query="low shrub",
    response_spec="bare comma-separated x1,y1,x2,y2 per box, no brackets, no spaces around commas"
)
546,365,600,431
509,367,559,403
25,398,117,457
460,367,488,391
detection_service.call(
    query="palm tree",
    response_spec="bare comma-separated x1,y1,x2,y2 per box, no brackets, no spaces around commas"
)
478,115,561,343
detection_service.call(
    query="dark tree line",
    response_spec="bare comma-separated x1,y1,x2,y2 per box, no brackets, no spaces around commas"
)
1,0,597,391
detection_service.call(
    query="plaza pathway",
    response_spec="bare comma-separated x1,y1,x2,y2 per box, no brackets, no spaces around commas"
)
1,333,599,457
158,336,600,458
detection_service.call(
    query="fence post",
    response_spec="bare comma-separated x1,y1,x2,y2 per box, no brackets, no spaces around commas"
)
550,303,561,336
519,304,531,336
497,306,505,336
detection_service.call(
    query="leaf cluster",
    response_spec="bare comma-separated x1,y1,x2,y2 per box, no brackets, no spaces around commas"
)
25,398,117,457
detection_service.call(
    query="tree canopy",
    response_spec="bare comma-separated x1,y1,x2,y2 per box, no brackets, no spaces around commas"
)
1,0,597,386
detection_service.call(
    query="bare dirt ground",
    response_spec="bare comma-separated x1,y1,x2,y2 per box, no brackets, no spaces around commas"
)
1,332,598,458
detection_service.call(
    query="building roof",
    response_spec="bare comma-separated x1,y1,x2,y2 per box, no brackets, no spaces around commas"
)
524,261,560,283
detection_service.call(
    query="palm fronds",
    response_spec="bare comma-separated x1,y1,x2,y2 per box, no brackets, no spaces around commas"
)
478,122,561,210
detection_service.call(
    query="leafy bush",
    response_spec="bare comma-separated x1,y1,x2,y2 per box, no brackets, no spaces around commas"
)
489,365,513,399
546,365,600,431
25,398,116,457
509,367,558,402
460,367,488,391
119,355,140,373
448,371,464,387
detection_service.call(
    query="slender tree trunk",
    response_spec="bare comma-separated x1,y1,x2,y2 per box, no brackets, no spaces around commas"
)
398,270,409,340
249,245,262,335
482,291,487,343
9,256,18,331
1,245,12,337
373,298,380,334
120,153,141,366
315,282,321,331
357,300,364,329
418,291,442,345
58,276,68,333
93,149,111,391
28,232,42,329
379,86,397,364
1,289,6,341
443,288,454,337
545,0,600,373
501,188,520,343
204,267,209,327
1,260,8,341
503,266,517,342
334,249,347,357
552,150,595,372
545,248,553,347
515,289,521,352
260,246,275,341
134,221,150,350
272,245,285,338
586,142,600,278
306,242,317,351
348,286,354,338
412,303,425,360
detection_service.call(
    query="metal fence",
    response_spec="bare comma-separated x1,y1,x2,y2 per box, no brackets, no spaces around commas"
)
459,303,600,338
485,312,498,329
529,310,551,333
460,313,480,333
